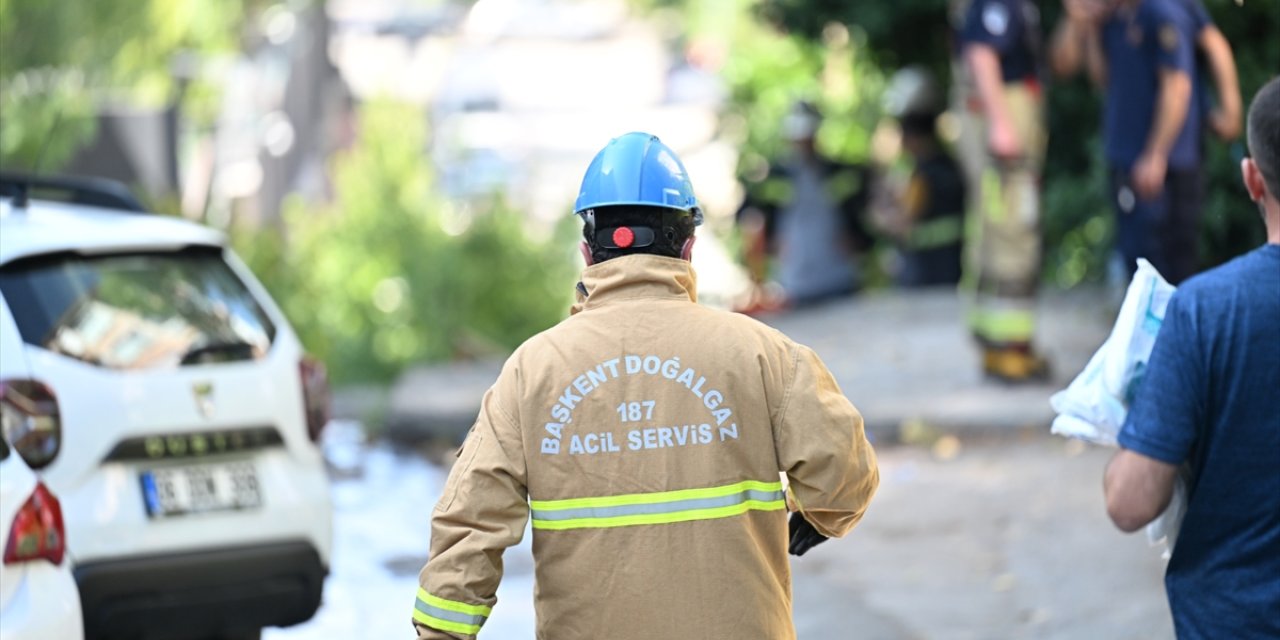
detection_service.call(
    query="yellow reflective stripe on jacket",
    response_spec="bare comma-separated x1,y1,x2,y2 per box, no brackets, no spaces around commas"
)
530,480,786,531
413,588,492,636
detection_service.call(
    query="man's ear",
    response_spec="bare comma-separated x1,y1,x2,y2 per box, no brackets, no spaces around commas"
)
1242,157,1267,202
580,241,594,266
680,236,697,261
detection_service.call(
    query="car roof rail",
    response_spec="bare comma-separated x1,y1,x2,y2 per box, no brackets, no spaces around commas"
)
0,171,149,213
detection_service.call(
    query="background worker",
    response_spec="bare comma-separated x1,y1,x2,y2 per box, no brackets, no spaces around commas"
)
1101,77,1280,639
953,0,1051,381
413,132,879,640
1050,0,1203,285
877,66,967,287
736,101,874,309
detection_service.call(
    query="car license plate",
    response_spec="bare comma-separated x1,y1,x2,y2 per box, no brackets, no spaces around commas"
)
140,461,261,518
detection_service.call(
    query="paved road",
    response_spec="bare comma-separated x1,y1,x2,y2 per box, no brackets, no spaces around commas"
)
269,432,1174,639
790,435,1172,640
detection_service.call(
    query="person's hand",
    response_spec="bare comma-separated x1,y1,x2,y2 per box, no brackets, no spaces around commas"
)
1064,0,1107,25
788,512,829,556
1208,107,1242,142
1132,151,1168,200
988,118,1023,164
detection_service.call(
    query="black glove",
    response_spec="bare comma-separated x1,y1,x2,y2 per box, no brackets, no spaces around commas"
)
788,512,829,557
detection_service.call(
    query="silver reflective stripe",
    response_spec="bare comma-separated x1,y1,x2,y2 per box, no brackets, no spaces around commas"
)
415,599,486,627
531,488,783,522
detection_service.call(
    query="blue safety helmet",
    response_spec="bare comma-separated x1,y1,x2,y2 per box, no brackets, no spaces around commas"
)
574,132,703,226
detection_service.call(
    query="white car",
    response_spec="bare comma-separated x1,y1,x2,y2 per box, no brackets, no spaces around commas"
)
0,434,83,640
0,174,333,640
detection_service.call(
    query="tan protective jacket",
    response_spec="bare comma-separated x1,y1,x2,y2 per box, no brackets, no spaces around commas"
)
414,254,879,640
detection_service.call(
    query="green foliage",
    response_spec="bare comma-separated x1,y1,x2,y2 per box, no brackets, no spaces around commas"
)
234,101,578,384
756,0,957,80
0,0,251,170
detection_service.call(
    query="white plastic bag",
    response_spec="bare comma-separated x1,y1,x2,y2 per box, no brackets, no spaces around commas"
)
1049,259,1186,556
1049,259,1176,445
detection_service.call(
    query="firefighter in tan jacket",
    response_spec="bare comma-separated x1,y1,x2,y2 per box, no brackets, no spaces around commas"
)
413,132,879,640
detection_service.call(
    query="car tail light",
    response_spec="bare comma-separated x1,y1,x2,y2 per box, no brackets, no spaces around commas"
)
299,357,331,442
3,482,66,566
0,380,61,469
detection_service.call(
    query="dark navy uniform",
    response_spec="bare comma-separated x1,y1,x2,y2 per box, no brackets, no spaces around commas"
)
960,0,1042,85
1102,0,1202,284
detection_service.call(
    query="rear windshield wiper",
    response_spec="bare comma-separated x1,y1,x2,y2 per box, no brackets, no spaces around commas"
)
180,341,256,365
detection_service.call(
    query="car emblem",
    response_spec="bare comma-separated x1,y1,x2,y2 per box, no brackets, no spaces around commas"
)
193,382,215,419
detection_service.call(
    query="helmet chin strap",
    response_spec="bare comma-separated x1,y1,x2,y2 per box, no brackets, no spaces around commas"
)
579,208,693,255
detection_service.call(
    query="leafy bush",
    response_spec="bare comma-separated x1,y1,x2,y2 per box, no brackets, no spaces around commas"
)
0,0,249,171
235,101,578,384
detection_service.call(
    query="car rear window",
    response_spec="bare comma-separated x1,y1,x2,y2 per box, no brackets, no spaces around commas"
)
0,247,276,370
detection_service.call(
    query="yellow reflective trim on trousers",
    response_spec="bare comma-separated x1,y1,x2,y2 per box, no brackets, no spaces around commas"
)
417,588,493,617
981,167,1005,222
532,499,786,531
413,609,482,636
970,308,1036,342
529,480,783,511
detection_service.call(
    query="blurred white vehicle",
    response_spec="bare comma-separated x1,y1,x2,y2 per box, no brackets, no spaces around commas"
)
0,434,83,640
0,173,333,640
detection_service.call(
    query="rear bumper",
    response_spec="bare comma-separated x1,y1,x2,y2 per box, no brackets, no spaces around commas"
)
75,541,326,640
0,562,84,640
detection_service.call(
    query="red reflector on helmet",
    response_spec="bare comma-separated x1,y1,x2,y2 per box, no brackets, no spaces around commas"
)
612,227,635,248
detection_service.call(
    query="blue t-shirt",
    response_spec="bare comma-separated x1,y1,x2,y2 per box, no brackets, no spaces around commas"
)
1101,0,1201,170
959,0,1042,83
1119,243,1280,639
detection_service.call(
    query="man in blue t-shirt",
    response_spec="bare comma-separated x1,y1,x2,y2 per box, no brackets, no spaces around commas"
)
1103,77,1280,639
1050,0,1203,285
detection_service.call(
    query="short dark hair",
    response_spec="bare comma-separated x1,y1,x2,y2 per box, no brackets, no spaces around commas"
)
1247,76,1280,198
581,205,696,264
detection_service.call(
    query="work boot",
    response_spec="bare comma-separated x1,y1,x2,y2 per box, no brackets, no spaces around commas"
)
982,346,1050,383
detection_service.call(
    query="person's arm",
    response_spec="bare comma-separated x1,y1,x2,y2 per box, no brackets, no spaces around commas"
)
1132,67,1191,199
966,44,1022,159
1198,26,1242,141
1133,9,1196,199
1103,448,1178,532
1082,23,1108,90
415,382,529,640
774,344,878,539
1049,17,1084,77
